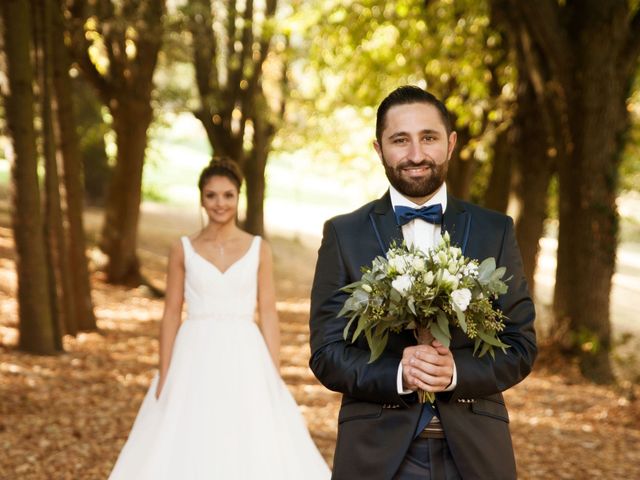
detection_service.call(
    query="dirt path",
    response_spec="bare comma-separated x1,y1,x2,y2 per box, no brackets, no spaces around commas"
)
1,200,639,479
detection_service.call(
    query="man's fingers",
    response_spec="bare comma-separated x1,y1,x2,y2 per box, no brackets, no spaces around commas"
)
405,365,452,389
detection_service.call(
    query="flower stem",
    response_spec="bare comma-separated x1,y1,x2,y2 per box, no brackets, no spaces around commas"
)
418,389,436,403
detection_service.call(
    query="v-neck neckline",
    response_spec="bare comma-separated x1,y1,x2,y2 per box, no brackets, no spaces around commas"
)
186,236,257,275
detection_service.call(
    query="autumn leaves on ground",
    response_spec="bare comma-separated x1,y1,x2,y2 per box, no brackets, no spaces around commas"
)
1,203,639,480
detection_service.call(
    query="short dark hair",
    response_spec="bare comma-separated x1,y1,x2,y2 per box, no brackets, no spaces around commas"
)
375,86,452,144
198,156,244,193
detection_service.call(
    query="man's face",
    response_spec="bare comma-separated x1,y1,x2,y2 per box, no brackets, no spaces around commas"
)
374,102,457,204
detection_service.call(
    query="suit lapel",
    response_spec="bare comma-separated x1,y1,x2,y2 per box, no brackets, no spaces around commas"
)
369,191,403,256
442,195,471,255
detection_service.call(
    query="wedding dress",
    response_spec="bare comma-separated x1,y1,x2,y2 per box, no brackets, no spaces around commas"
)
109,236,330,479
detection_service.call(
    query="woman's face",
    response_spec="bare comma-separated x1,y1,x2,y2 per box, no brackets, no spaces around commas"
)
200,175,239,225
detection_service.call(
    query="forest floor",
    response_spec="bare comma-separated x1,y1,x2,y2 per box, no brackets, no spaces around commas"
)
1,200,639,479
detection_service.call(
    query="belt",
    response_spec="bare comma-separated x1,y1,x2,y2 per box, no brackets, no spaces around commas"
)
418,417,445,439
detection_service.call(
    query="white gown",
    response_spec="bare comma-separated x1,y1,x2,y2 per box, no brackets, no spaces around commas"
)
109,236,330,480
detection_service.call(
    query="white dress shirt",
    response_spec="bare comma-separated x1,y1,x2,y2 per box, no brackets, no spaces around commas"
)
389,183,458,394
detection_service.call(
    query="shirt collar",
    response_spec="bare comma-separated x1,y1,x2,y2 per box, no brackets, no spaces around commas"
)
389,183,448,213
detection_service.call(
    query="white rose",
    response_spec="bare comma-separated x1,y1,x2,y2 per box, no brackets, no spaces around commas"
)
391,274,413,297
423,271,435,286
451,288,472,312
388,256,406,274
437,251,448,265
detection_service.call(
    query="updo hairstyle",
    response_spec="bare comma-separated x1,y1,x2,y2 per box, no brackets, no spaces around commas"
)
197,156,244,194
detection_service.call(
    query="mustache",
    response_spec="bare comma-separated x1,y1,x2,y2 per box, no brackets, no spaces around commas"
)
396,160,436,170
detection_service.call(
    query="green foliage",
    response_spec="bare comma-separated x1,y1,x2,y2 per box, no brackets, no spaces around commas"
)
620,77,640,194
280,0,515,194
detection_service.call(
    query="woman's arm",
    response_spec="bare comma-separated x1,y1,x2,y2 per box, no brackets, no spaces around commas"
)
155,239,186,399
257,239,281,370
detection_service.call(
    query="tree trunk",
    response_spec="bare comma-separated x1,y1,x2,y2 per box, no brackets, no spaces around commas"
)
483,127,512,213
2,0,59,354
51,0,96,331
491,0,640,382
510,79,555,296
72,78,111,206
35,0,77,339
243,118,272,236
446,127,474,200
100,97,153,284
65,0,164,286
559,64,626,383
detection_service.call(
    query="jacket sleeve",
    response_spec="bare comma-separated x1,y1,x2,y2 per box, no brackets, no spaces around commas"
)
309,220,412,405
442,216,537,402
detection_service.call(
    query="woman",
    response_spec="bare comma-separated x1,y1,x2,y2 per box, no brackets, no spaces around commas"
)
109,158,330,479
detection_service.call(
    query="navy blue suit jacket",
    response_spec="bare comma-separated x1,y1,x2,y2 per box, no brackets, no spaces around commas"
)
309,191,537,480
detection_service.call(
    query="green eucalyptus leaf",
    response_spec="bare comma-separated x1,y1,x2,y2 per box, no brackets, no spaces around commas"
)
368,331,389,363
477,329,509,348
430,322,451,348
436,309,451,337
477,257,496,284
342,315,357,341
453,304,467,333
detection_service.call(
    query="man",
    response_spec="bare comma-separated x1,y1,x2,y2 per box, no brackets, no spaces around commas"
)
309,86,536,480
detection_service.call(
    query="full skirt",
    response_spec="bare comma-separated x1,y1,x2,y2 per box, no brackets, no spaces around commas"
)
108,318,330,479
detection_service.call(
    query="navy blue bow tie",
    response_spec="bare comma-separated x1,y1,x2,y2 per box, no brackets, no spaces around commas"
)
394,204,443,226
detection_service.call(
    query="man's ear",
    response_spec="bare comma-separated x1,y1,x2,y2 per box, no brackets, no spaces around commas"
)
447,131,457,159
373,140,383,162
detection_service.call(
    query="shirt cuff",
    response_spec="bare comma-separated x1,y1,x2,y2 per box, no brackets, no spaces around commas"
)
397,362,413,395
444,359,458,391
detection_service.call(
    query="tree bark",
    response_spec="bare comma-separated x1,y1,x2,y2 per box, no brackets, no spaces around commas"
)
35,0,77,340
498,0,640,382
509,77,555,297
483,127,512,214
2,0,59,354
51,0,96,330
100,97,153,284
446,127,475,200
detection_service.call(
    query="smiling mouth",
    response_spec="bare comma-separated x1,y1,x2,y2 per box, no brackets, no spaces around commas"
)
401,165,433,176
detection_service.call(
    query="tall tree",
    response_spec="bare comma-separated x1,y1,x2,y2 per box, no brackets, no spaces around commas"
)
495,0,640,381
487,4,557,297
186,0,284,235
66,0,165,284
2,0,60,354
34,0,77,339
51,0,96,331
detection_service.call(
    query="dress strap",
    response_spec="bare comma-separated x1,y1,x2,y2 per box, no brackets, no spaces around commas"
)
180,236,192,257
249,235,262,268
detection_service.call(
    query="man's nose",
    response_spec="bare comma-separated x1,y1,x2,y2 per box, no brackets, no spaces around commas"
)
407,139,423,162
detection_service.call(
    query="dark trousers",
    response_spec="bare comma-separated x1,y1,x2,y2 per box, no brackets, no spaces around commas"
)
393,437,462,480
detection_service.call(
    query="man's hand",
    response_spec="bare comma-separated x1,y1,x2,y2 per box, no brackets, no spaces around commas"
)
401,340,454,393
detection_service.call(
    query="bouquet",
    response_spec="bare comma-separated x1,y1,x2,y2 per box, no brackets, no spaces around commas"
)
338,232,510,403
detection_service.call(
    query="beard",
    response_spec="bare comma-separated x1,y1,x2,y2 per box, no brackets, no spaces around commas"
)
381,154,448,199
